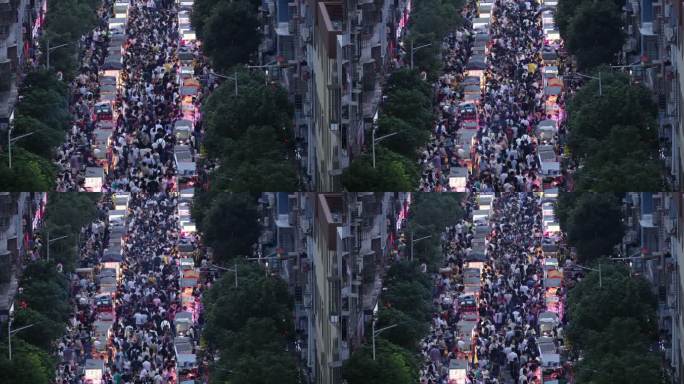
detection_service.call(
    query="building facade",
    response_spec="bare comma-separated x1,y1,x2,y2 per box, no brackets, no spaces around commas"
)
262,193,408,384
0,192,44,324
624,192,682,384
261,0,409,190
622,0,682,188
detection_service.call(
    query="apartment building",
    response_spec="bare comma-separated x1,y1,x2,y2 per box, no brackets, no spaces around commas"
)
0,0,44,131
0,192,44,324
622,0,682,188
261,0,407,190
624,192,682,384
261,193,407,383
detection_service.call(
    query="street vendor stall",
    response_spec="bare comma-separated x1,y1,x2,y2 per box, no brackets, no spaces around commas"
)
84,359,105,384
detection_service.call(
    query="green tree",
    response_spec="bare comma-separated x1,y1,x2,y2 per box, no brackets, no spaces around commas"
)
194,193,260,263
376,116,428,157
211,126,299,191
0,148,56,191
342,339,418,384
10,308,65,351
384,260,432,292
565,262,657,351
567,72,657,159
342,148,419,191
202,72,293,156
384,69,432,99
0,338,54,384
42,193,100,270
376,307,428,350
18,278,72,323
575,349,665,384
564,193,624,263
202,0,261,71
382,279,432,322
564,0,625,70
203,261,293,347
12,116,64,159
225,349,299,384
382,88,432,132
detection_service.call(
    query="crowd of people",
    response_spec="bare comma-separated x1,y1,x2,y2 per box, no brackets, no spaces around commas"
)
419,193,566,384
106,0,182,193
52,192,209,384
53,0,211,193
420,0,564,192
54,0,117,191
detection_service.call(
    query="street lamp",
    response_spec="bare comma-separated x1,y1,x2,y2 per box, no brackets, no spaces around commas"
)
410,41,432,70
46,40,75,71
7,130,35,169
372,320,399,360
210,70,239,97
8,321,38,361
209,261,238,288
573,263,602,289
46,232,70,262
371,130,402,168
410,233,432,261
570,72,602,96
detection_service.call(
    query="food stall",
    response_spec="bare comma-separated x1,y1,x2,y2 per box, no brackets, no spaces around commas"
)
174,337,198,381
84,359,105,384
448,167,468,192
539,311,559,337
466,56,487,87
536,119,557,141
174,119,193,144
463,268,481,295
93,320,113,355
175,311,193,336
448,358,469,384
84,167,105,192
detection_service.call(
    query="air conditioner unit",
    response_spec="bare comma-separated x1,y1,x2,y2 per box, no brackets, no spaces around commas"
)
330,314,339,323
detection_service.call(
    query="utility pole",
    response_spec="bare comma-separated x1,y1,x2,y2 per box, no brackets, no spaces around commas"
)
410,234,432,261
372,321,400,360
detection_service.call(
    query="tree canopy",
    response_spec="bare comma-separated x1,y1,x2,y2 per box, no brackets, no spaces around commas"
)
563,0,625,70
565,262,664,384
201,71,299,191
559,193,624,263
342,147,419,191
192,0,261,70
565,70,665,191
203,261,298,384
342,338,419,384
0,148,56,191
192,192,261,263
42,193,101,270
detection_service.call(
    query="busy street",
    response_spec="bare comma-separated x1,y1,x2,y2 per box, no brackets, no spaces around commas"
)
52,191,208,384
54,0,205,193
419,0,567,192
420,192,572,383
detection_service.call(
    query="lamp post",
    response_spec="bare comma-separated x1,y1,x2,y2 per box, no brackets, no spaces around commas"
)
371,130,401,168
7,131,35,169
46,232,70,262
372,321,399,360
410,41,432,70
210,261,238,288
571,72,602,96
8,322,37,361
210,70,239,97
46,40,74,71
410,233,432,261
573,263,602,289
